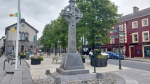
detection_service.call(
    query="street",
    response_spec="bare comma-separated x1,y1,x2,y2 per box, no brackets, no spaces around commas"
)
108,59,150,71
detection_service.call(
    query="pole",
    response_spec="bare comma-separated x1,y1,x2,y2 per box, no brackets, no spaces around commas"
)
118,27,122,69
15,0,20,70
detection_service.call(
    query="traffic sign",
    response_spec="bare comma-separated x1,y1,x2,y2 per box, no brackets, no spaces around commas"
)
111,35,118,38
111,29,118,33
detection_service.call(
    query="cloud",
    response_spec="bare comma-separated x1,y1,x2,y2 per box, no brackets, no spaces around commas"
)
0,0,150,38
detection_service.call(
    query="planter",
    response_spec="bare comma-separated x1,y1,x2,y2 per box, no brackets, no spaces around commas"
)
82,58,85,63
90,54,107,67
31,59,41,65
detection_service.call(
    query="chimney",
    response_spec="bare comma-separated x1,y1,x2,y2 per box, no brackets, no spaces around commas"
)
133,6,139,13
21,18,25,22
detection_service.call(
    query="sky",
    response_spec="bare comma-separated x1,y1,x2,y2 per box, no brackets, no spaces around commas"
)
0,0,150,39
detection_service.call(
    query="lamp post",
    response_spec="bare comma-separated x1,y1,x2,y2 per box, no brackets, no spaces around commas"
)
118,27,122,69
111,27,124,69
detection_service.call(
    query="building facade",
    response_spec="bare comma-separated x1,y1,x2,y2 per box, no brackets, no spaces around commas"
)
5,19,38,54
106,6,150,58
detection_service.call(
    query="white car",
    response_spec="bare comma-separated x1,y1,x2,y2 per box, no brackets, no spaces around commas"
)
101,52,109,59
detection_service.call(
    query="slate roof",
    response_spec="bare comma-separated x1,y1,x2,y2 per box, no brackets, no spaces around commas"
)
5,18,39,35
118,7,150,22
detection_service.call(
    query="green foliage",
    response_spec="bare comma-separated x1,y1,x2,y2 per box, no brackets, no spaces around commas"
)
76,0,121,47
40,0,121,51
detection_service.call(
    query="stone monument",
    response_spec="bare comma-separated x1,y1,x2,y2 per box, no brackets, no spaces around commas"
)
51,0,95,83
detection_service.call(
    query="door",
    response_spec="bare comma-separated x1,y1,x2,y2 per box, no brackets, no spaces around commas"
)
144,46,150,58
131,47,135,58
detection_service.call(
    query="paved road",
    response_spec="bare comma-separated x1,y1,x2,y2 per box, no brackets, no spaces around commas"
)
108,59,150,71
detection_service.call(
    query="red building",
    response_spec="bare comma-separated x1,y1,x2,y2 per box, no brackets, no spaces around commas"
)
105,6,150,58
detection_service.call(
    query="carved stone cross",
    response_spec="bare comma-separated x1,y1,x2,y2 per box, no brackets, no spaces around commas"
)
60,0,83,53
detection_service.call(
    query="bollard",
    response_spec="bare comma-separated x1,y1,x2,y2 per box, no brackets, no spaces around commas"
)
45,70,50,74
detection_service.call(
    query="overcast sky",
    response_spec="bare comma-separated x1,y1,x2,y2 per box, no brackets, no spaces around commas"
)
0,0,150,39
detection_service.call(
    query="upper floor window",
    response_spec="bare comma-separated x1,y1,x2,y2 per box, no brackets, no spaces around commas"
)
142,18,149,27
142,31,149,42
120,36,124,43
19,32,29,41
132,21,138,28
110,38,115,44
22,33,25,40
132,32,138,43
119,25,123,31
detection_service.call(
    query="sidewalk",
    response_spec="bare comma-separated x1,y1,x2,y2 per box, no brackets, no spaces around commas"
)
25,54,150,84
125,57,150,63
0,55,34,84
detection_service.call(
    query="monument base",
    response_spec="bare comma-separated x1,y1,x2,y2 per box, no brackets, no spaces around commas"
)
51,72,96,83
56,68,89,75
50,53,96,83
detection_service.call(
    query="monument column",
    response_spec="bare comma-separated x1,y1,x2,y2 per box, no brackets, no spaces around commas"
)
51,0,95,83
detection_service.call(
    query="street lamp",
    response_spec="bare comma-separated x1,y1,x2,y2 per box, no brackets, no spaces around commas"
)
118,27,122,69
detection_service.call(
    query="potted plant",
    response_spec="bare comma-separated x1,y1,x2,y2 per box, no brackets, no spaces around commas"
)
20,52,26,59
81,55,86,63
91,53,107,67
30,55,44,65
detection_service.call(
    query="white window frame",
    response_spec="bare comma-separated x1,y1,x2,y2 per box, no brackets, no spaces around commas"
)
142,18,149,27
132,21,138,28
119,25,123,31
120,35,124,43
132,32,138,43
142,31,149,42
110,38,115,44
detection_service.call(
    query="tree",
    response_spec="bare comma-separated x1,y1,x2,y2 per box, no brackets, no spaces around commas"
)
76,0,121,49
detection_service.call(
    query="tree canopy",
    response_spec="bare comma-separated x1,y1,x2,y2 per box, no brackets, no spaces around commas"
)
40,0,121,51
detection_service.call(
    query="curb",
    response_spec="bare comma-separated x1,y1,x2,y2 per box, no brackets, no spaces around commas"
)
125,58,150,63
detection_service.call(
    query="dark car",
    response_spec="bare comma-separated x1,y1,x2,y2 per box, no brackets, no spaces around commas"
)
106,52,125,60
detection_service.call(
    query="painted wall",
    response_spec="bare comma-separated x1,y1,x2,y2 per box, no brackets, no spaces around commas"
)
7,22,37,41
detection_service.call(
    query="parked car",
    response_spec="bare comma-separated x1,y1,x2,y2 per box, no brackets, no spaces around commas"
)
101,52,109,60
106,52,124,60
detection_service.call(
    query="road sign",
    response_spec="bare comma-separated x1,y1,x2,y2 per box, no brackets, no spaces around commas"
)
111,29,118,33
111,35,118,38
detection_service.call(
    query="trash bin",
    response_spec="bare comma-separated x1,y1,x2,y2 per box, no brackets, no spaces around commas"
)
26,52,30,60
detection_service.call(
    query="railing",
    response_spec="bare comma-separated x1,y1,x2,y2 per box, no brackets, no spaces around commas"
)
3,54,20,70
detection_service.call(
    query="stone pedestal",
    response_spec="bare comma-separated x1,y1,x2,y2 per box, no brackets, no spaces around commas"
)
51,53,95,83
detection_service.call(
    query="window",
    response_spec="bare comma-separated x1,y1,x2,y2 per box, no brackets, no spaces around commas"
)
142,31,149,42
119,25,123,31
132,33,138,43
110,38,115,44
120,36,124,43
25,33,28,40
132,21,138,28
142,18,149,27
22,33,25,40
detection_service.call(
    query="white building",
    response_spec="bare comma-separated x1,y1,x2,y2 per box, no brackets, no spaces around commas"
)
5,19,39,54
